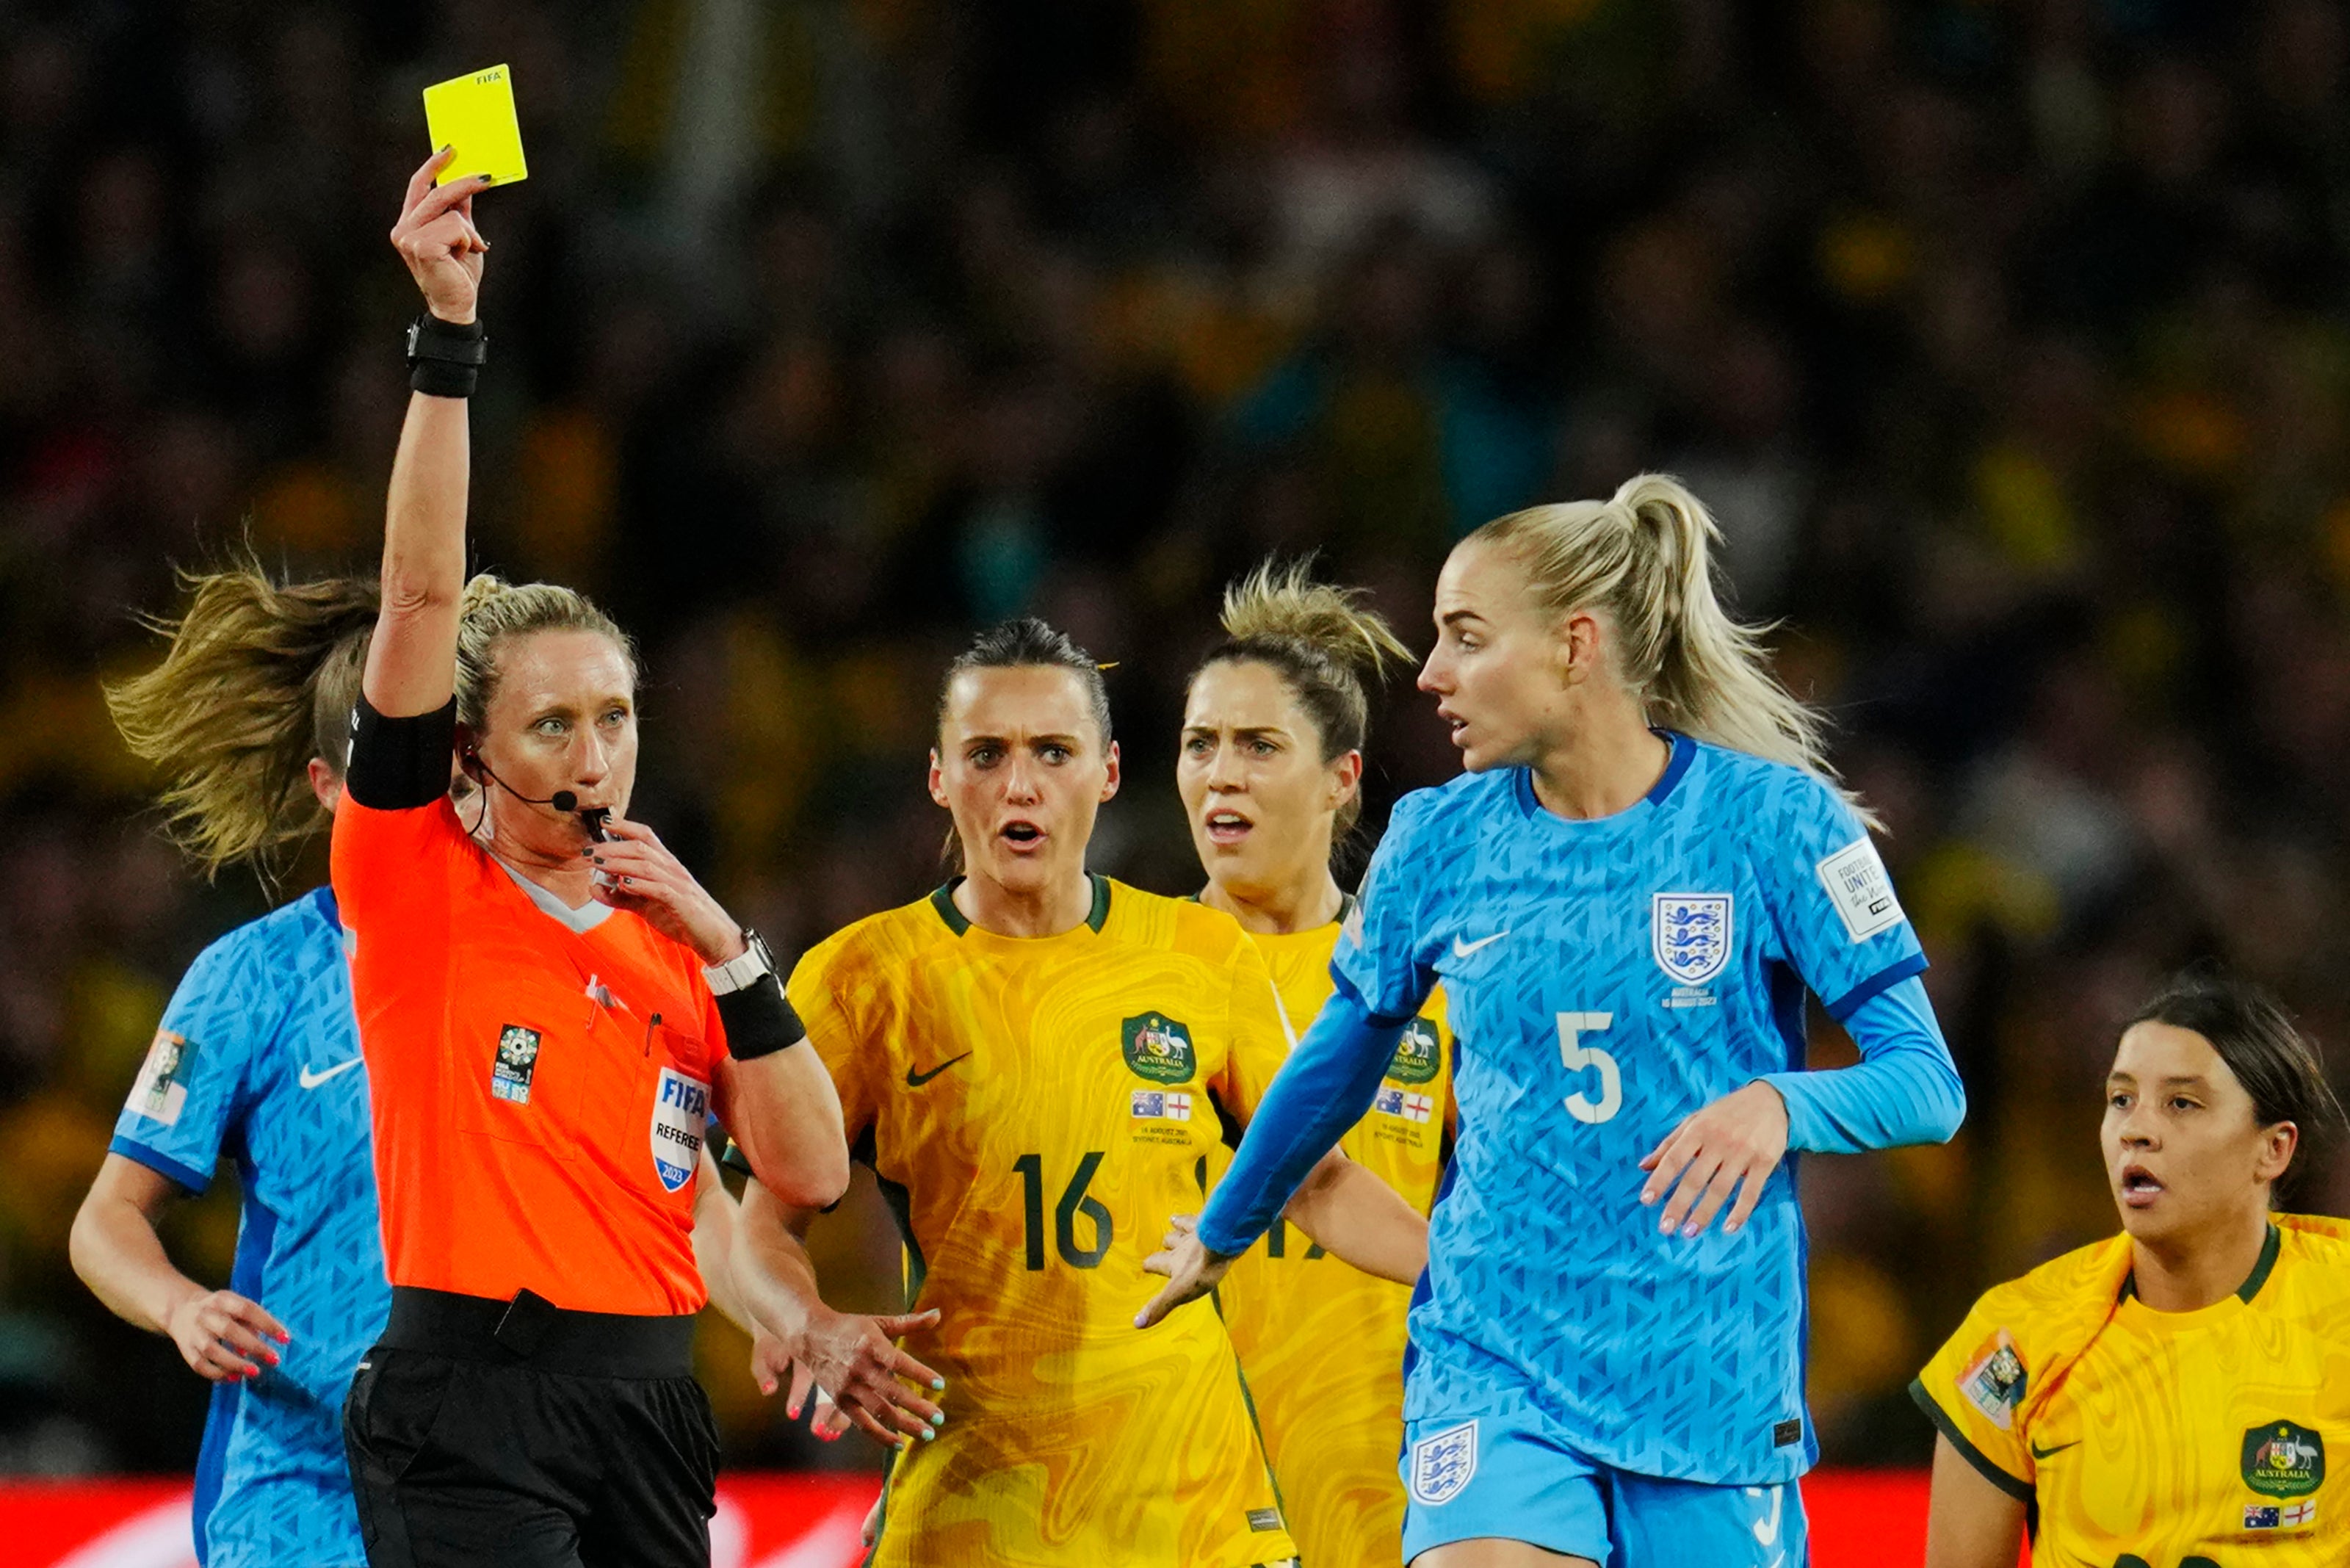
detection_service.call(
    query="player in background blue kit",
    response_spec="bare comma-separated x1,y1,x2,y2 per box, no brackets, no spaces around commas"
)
70,566,389,1568
1140,474,1967,1568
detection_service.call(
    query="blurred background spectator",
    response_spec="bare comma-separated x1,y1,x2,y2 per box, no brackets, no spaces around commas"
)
1,0,2346,1479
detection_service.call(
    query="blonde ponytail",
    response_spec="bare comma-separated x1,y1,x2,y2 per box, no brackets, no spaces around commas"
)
1196,557,1414,834
1470,474,1870,822
105,559,378,880
453,573,635,732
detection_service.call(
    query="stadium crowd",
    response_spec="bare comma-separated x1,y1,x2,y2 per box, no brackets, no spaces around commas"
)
1,0,2346,1480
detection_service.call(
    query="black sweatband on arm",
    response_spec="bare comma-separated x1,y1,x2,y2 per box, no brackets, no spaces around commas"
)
713,975,806,1062
345,696,458,811
406,314,486,398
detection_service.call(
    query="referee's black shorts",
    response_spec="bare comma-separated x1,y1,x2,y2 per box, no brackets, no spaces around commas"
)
344,1286,720,1568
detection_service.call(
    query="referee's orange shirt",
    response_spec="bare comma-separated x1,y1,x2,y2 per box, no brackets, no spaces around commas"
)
331,795,728,1315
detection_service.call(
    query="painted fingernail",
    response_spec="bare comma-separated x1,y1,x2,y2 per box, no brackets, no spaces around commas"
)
1724,1221,1742,1235
930,1411,945,1426
920,1426,936,1442
1681,1222,1701,1239
1659,1217,1674,1235
930,1377,945,1390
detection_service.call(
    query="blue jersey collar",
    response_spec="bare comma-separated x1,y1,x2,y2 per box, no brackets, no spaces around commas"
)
1511,731,1695,826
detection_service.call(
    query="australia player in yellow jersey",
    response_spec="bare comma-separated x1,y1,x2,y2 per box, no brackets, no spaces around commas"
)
1175,559,1456,1568
730,617,1430,1568
1915,967,2350,1567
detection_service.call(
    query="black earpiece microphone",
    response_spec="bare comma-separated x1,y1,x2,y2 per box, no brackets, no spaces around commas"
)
465,751,610,840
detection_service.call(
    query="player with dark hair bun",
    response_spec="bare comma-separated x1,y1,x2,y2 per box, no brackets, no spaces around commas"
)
730,614,1428,1568
1917,967,2350,1567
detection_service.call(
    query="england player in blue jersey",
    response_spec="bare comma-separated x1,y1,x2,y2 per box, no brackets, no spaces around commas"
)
1141,474,1966,1567
71,566,388,1567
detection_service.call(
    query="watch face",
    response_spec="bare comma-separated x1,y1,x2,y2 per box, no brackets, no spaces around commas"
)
405,321,421,355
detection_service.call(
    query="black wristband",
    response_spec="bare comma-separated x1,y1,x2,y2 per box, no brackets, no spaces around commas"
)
406,313,486,399
347,695,458,811
712,974,806,1062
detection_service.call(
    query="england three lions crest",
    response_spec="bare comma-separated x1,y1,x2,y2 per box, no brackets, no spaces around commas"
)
1409,1420,1478,1506
1653,893,1732,986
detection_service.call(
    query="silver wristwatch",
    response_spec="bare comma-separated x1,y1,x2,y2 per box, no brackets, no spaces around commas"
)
703,928,778,995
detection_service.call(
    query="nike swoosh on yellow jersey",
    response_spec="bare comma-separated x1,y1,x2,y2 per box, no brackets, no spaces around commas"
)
905,1052,972,1087
2029,1439,2081,1459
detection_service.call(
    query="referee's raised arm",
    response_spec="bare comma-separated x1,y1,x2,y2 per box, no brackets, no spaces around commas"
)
367,148,484,722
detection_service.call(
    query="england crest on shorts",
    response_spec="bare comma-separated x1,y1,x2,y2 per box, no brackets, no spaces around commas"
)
650,1067,709,1193
1652,893,1732,986
1409,1420,1478,1506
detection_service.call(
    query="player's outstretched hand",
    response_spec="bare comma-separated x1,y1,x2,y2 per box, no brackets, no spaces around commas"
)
1135,1213,1234,1329
778,1356,853,1442
1637,1080,1790,1239
391,148,491,325
587,820,746,965
789,1304,945,1448
167,1289,290,1382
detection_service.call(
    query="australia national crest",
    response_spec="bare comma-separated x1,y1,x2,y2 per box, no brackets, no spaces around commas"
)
1652,893,1732,986
1409,1420,1478,1506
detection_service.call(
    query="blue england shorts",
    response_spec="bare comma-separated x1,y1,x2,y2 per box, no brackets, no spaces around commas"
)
1400,1398,1808,1567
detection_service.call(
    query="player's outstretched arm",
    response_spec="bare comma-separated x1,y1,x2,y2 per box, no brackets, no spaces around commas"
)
1280,1149,1428,1285
364,149,492,720
732,1177,944,1448
1923,1434,2028,1567
70,1155,289,1382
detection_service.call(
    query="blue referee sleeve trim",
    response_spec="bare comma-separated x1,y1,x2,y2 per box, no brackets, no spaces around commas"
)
1196,972,1405,1257
1762,974,1965,1154
1823,952,1930,1022
110,1135,214,1196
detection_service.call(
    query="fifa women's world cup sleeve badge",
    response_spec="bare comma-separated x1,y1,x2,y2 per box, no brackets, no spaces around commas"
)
129,1028,197,1126
1955,1328,2027,1430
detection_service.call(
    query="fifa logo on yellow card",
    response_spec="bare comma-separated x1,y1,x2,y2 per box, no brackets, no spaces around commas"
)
1121,1014,1196,1084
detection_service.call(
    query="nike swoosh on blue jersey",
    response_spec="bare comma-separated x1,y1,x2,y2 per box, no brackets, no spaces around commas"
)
298,1058,363,1090
1452,931,1509,956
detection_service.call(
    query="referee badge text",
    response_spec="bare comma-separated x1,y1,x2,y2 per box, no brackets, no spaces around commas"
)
651,1068,709,1193
491,1025,541,1105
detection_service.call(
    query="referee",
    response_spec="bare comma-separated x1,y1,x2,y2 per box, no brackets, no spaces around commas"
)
331,150,849,1568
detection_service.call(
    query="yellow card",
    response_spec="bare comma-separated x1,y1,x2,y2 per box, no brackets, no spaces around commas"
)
422,64,528,187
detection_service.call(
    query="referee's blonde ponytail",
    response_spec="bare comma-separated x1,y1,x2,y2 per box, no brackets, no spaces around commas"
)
105,558,378,880
1469,474,1865,816
453,574,636,733
1194,557,1412,834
